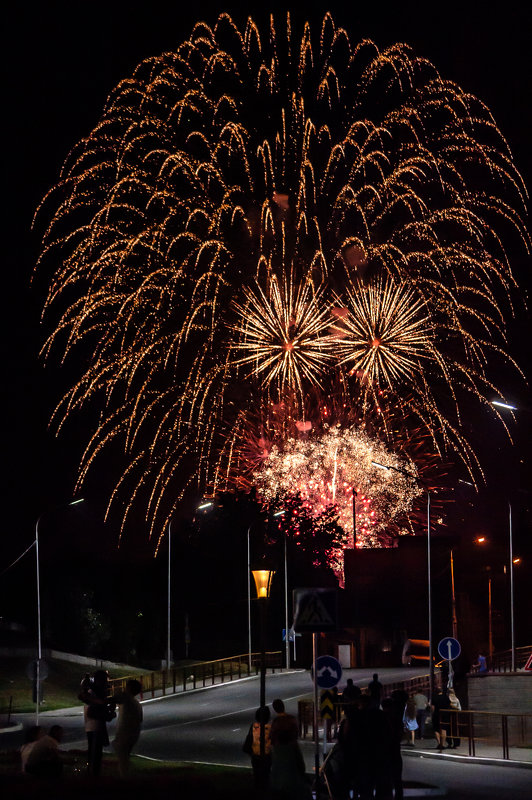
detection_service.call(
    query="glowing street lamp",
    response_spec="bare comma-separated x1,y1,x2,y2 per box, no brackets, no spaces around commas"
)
252,566,275,771
491,399,518,411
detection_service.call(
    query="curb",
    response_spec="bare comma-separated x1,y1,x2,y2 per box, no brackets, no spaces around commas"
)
402,746,532,770
0,722,23,734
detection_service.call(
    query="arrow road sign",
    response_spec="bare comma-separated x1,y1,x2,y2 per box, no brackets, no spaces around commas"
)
437,637,461,661
315,655,342,689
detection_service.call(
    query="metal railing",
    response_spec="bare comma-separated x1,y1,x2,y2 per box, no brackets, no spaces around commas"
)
298,672,440,739
298,694,532,762
440,708,532,760
108,650,283,699
485,646,531,673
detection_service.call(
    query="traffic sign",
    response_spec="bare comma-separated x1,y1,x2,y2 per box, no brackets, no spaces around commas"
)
315,655,342,689
320,689,335,719
26,659,49,681
293,588,337,632
524,652,532,671
438,637,461,661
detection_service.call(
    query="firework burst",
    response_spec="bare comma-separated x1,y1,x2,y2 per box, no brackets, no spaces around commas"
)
256,424,422,549
333,276,432,388
35,13,529,548
231,274,335,397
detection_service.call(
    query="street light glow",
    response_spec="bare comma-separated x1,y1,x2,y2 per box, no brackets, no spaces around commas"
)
491,400,518,411
197,501,213,510
475,536,486,544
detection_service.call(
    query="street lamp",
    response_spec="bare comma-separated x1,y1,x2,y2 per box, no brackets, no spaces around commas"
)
252,567,275,769
35,497,84,722
371,460,433,699
273,509,290,670
167,500,214,669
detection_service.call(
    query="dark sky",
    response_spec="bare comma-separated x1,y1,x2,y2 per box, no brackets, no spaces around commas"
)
3,0,531,569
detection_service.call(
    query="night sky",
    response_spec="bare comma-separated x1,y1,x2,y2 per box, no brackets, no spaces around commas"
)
3,1,531,654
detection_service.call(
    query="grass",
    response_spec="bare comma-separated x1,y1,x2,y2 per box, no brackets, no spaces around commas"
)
0,657,145,714
0,751,259,799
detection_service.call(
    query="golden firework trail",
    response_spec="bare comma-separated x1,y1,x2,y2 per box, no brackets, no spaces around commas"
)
34,13,529,549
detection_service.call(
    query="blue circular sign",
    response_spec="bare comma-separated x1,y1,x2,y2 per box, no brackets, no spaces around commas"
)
437,637,461,661
315,655,342,689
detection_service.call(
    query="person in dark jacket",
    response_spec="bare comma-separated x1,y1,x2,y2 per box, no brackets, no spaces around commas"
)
78,670,116,776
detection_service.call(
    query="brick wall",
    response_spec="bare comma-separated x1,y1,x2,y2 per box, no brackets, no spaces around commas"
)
467,672,532,713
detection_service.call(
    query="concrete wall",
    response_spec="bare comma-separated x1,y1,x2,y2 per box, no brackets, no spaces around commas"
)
467,672,532,714
0,647,144,673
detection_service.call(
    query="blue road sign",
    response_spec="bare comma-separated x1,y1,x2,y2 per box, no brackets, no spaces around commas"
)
315,655,342,689
438,637,461,661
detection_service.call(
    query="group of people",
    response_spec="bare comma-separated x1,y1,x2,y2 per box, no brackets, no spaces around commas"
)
324,677,464,798
20,670,143,780
78,670,143,777
243,698,312,799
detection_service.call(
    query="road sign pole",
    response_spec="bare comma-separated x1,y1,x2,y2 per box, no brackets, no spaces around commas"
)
312,633,319,782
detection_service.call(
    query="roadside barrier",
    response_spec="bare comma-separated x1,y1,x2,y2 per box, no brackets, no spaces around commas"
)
108,650,283,698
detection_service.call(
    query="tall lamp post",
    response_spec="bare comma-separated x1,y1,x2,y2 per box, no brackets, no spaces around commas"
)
272,509,289,670
167,500,213,669
35,497,84,722
252,567,275,770
490,399,530,671
372,461,433,699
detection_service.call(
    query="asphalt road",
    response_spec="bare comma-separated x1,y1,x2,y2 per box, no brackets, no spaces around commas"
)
4,667,531,798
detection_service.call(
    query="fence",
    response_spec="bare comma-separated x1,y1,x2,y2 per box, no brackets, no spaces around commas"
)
440,708,532,760
298,672,441,739
108,650,283,698
487,646,531,673
298,683,532,762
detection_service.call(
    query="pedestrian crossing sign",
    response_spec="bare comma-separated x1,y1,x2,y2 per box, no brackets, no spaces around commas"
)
293,588,337,632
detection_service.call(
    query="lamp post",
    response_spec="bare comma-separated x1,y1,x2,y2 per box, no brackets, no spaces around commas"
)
450,549,458,640
489,399,531,671
508,502,515,672
34,497,84,722
167,500,213,669
273,509,289,670
372,461,433,699
252,567,275,771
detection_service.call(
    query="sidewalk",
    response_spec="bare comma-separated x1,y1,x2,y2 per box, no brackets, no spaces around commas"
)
314,731,532,769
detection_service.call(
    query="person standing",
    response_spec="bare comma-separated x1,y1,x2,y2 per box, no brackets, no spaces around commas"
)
447,688,462,748
431,687,451,750
79,670,115,776
402,697,419,746
412,690,430,739
112,679,143,776
341,678,361,710
269,702,311,800
243,706,272,790
367,673,384,709
270,698,299,745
